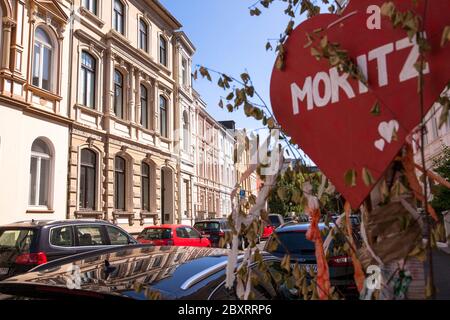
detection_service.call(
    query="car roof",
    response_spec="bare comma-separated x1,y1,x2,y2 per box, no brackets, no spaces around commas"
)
0,245,268,299
275,222,332,233
1,219,114,229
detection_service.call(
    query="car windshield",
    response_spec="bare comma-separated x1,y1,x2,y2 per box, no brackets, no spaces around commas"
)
268,216,282,227
139,228,172,240
194,222,220,231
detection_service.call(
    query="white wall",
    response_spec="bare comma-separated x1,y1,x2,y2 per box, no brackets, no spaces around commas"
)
0,105,69,225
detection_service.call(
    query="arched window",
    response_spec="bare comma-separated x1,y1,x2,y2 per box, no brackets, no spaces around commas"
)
114,69,124,119
80,51,96,108
159,36,167,66
159,96,168,138
32,27,53,91
114,156,126,210
140,84,148,129
79,149,97,210
183,111,189,152
29,139,52,207
113,0,125,34
141,162,150,211
82,0,98,15
139,19,148,52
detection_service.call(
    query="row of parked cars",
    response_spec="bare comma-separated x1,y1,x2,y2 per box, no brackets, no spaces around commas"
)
0,214,359,300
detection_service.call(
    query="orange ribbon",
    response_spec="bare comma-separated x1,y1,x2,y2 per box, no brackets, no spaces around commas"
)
306,206,331,300
344,201,365,293
402,145,438,221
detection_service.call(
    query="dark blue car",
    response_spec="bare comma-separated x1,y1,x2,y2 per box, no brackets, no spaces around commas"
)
264,222,359,299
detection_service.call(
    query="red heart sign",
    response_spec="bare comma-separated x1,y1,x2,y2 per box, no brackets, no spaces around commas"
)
270,0,450,209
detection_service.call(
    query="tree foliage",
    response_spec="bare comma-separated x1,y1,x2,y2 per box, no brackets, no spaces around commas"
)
431,146,450,214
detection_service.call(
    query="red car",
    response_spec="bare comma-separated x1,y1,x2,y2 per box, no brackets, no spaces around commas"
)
136,224,211,247
262,214,285,240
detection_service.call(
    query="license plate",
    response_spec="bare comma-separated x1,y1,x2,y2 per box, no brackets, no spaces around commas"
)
0,268,9,275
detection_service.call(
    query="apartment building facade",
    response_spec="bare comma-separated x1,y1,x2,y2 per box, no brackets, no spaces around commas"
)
193,95,236,221
413,104,450,169
0,0,72,225
0,0,257,228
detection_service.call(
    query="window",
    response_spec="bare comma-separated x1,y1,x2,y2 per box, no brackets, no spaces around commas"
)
76,225,106,246
0,229,34,253
113,0,125,34
79,149,97,210
159,36,167,66
183,180,189,217
32,27,53,91
181,58,188,86
183,111,189,152
82,0,97,15
29,139,51,207
139,19,148,52
185,227,200,238
175,227,189,238
114,69,124,119
141,162,150,211
80,51,96,108
114,156,126,210
106,226,130,245
140,85,148,129
50,227,74,247
159,96,168,138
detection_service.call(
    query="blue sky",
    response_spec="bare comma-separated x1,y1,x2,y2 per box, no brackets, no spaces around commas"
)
160,0,325,162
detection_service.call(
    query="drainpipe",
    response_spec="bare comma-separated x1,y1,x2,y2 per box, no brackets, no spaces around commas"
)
66,1,75,220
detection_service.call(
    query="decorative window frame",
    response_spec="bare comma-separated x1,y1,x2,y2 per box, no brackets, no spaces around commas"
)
136,14,151,55
157,32,170,70
30,23,60,94
76,45,103,111
158,91,171,140
111,0,129,38
114,151,133,212
112,65,128,121
76,145,103,212
139,81,152,130
27,137,55,212
79,0,105,28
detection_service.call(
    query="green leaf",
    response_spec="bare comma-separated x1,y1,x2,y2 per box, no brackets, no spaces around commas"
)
226,92,234,100
344,169,357,187
370,101,381,116
441,26,450,47
362,167,375,186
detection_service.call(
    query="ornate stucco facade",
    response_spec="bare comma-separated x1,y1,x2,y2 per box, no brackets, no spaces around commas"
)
0,0,257,230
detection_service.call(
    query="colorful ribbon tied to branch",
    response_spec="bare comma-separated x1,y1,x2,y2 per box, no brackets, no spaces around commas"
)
306,204,331,300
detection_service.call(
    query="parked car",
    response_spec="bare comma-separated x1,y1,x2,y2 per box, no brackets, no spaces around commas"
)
0,220,137,281
193,219,231,248
0,245,301,300
264,222,359,299
261,214,285,240
193,219,260,248
136,224,211,247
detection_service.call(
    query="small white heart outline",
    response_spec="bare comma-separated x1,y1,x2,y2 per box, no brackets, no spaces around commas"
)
378,120,399,144
375,139,385,151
